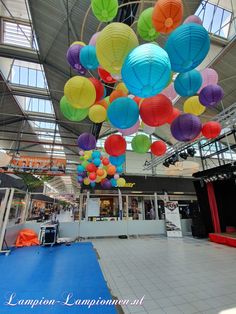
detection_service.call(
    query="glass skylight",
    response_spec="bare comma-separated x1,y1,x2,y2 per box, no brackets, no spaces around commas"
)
3,20,33,48
16,96,54,115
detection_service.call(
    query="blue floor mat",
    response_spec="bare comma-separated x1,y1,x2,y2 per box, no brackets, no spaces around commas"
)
0,243,117,313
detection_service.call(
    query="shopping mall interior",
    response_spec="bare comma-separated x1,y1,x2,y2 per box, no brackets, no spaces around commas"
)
0,0,236,313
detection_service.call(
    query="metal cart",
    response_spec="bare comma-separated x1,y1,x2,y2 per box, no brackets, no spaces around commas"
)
39,221,59,246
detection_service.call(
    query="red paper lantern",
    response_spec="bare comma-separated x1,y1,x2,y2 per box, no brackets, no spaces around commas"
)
89,172,97,181
151,141,167,156
98,67,117,84
202,121,221,139
104,135,127,157
107,165,116,175
140,94,173,127
166,107,181,124
89,78,104,102
109,90,127,103
102,157,110,166
86,163,97,172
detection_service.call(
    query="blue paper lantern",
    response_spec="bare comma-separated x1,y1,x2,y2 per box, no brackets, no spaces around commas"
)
116,165,123,173
77,165,85,173
80,45,99,70
121,43,171,98
109,154,125,166
174,69,202,97
110,178,117,187
107,97,139,129
90,182,96,188
165,23,210,73
92,151,101,159
93,158,101,167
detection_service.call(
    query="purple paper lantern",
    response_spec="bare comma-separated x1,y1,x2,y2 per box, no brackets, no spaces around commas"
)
199,84,224,107
101,179,112,189
171,114,202,142
77,133,96,151
66,44,87,75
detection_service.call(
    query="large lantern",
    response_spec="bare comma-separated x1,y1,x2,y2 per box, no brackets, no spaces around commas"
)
171,114,202,142
199,84,224,107
131,134,151,154
165,23,210,73
202,121,222,139
122,43,171,98
96,22,139,74
184,96,206,116
91,0,118,22
66,43,86,75
151,141,167,156
60,96,88,122
174,69,202,97
137,8,159,41
104,135,126,156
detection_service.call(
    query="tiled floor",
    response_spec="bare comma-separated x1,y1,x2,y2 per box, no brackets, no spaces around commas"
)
92,236,236,314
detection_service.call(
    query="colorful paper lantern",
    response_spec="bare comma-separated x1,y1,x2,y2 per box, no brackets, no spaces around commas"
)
118,119,140,136
114,174,120,180
80,45,99,70
77,165,85,173
92,151,101,159
84,178,91,185
96,22,139,74
116,165,123,174
174,69,202,97
122,43,171,98
66,44,86,75
98,67,117,84
165,23,210,73
171,114,202,142
107,97,139,129
166,107,181,124
117,178,126,187
109,90,127,103
115,82,128,94
199,68,218,91
64,76,96,108
151,141,167,156
109,155,125,167
102,157,110,166
184,15,202,25
89,105,107,123
110,178,117,187
152,0,183,34
202,121,222,139
101,178,112,189
77,133,96,151
104,135,126,157
137,8,159,41
199,84,224,107
97,168,105,176
96,99,109,110
89,32,101,46
91,0,118,22
93,158,101,167
140,94,173,127
184,96,206,116
60,96,88,122
89,172,97,181
86,163,97,173
107,165,116,176
131,134,151,154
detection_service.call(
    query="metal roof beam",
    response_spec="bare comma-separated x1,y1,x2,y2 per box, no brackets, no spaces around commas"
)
9,84,50,100
0,44,39,63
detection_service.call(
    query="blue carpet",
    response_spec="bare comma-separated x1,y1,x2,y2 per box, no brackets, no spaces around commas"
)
0,243,117,313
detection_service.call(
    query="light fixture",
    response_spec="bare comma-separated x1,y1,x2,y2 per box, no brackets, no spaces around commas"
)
163,160,170,168
187,147,196,157
179,152,188,160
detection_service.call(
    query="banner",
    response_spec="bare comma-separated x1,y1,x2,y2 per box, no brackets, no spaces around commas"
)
164,201,182,237
5,156,66,173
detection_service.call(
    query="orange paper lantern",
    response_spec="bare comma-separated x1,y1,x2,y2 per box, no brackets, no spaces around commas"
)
152,0,183,34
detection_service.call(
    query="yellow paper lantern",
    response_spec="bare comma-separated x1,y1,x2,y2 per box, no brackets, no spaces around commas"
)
89,105,107,123
84,178,91,185
184,96,206,116
96,22,139,74
64,76,96,109
117,178,126,187
115,82,129,94
100,169,107,179
96,176,102,183
84,150,92,160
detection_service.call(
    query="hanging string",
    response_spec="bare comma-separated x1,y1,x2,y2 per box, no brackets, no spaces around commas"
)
66,0,72,78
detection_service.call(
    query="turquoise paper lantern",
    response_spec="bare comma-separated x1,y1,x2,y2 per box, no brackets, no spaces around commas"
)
80,45,99,70
121,43,171,98
107,97,139,129
174,69,202,97
165,23,210,73
109,155,125,166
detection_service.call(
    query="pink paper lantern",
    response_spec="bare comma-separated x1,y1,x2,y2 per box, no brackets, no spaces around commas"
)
118,119,140,136
183,15,202,25
199,68,218,92
161,83,177,101
89,32,101,46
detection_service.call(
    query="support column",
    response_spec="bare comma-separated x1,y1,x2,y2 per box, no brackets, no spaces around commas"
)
206,182,221,233
154,192,158,220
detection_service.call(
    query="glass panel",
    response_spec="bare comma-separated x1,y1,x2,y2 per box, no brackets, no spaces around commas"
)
3,21,32,48
11,65,20,84
210,6,223,34
220,9,232,38
19,67,28,85
37,70,45,88
28,68,37,86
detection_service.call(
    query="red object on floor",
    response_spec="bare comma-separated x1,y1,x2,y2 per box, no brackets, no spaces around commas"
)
15,229,39,247
226,226,236,233
209,233,236,248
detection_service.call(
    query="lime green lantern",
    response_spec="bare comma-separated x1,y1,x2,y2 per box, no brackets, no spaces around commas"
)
131,134,151,154
60,96,88,122
137,8,159,42
91,0,118,22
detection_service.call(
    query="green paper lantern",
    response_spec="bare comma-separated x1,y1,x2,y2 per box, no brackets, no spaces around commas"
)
137,8,159,42
60,96,88,122
131,134,151,154
82,160,89,168
91,0,118,22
